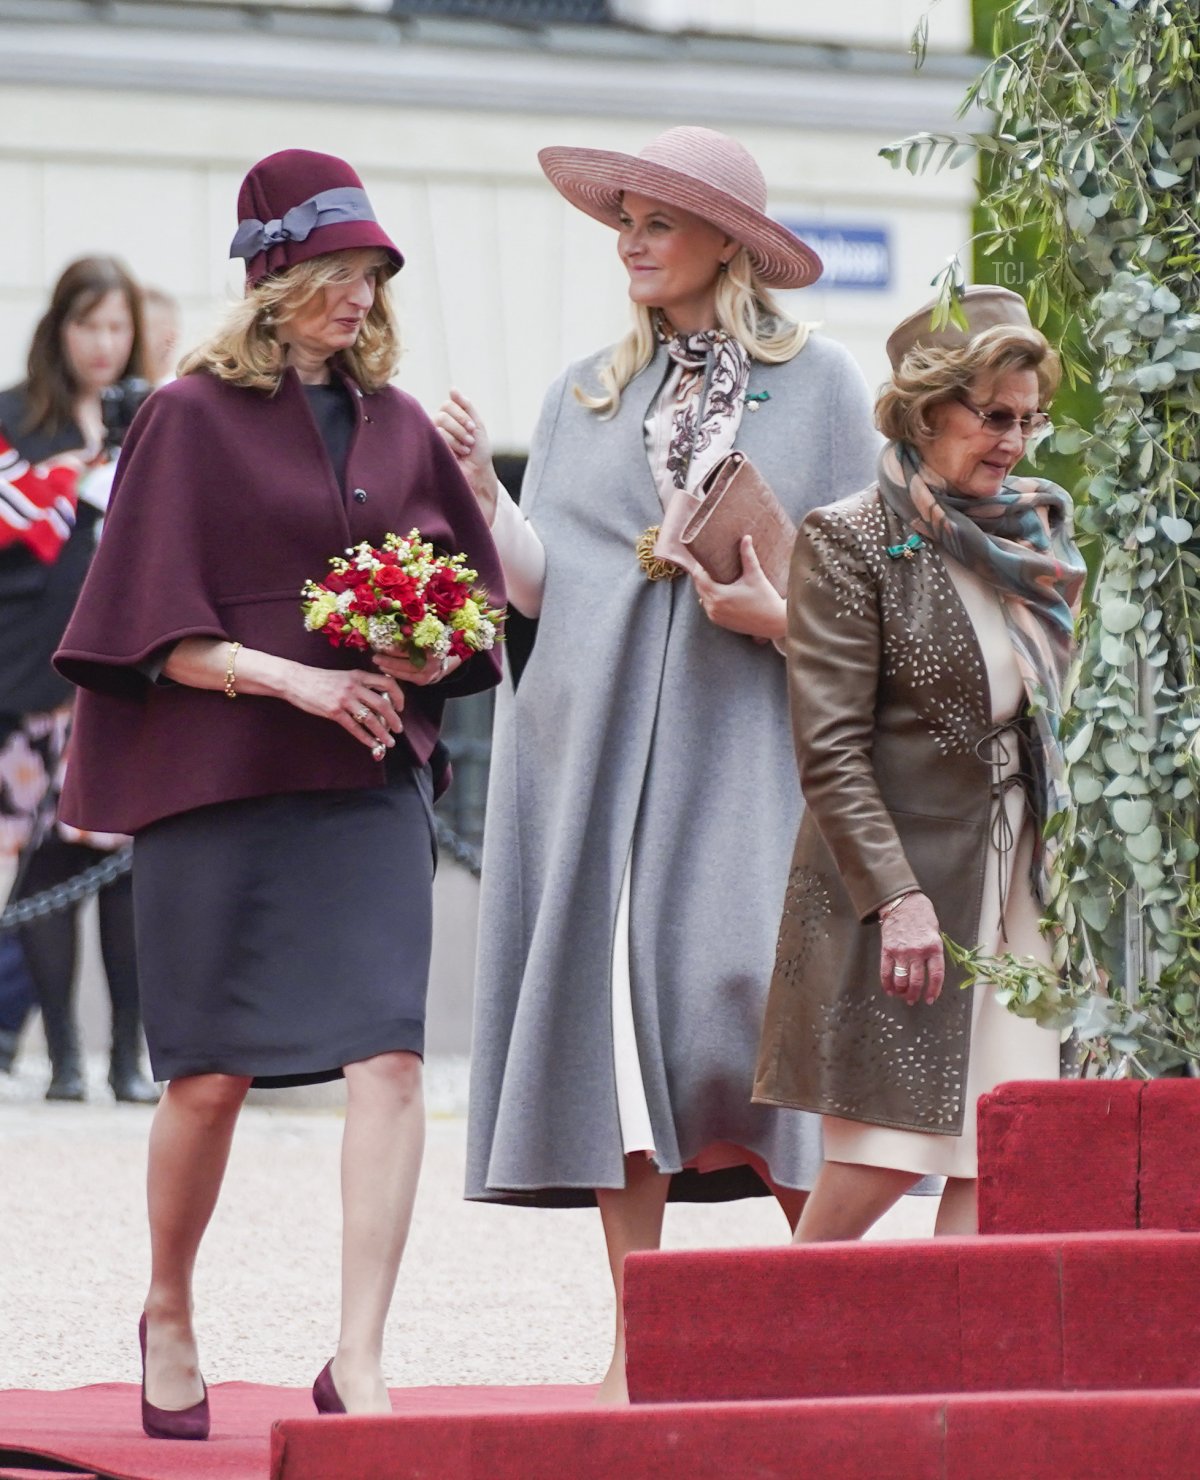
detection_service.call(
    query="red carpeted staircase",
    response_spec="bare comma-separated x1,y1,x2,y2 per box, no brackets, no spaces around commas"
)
977,1078,1200,1233
7,1081,1197,1478
268,1080,1200,1479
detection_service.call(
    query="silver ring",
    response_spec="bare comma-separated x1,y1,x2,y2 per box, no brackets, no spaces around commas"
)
893,967,910,978
353,707,369,724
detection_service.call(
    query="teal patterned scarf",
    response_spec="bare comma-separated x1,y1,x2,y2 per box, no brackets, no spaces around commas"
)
878,440,1086,895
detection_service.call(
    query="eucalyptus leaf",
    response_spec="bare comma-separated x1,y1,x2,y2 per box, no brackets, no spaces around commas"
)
1102,740,1140,776
889,1,1200,1062
1100,599,1142,633
1100,634,1132,667
1112,798,1154,833
1064,720,1096,763
1079,893,1111,932
1131,860,1166,891
1127,825,1164,863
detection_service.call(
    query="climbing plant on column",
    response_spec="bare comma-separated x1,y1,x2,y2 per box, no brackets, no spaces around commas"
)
883,0,1200,1072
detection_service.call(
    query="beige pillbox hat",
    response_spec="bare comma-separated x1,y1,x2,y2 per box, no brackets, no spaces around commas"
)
885,285,1033,371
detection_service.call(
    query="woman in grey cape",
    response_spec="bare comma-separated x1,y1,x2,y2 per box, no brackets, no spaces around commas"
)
439,126,877,1399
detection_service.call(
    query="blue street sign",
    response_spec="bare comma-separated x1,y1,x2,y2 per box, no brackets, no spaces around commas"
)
779,223,892,291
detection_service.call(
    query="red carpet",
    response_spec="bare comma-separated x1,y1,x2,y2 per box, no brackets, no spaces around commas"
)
621,1231,1200,1403
269,1391,1200,1479
0,1381,590,1480
9,1384,1200,1480
978,1080,1200,1233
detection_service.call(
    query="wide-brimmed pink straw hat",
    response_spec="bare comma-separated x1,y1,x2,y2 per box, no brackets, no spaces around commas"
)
538,126,823,291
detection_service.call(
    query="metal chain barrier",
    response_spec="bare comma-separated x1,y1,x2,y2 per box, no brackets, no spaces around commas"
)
434,817,482,877
0,819,480,935
0,846,134,934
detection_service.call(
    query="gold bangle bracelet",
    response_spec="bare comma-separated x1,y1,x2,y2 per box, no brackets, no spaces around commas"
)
878,892,915,922
224,641,242,699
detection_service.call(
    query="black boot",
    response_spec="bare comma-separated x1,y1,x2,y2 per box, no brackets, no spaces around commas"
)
108,1014,159,1104
42,1007,85,1101
15,835,88,1101
0,1027,19,1075
99,872,159,1104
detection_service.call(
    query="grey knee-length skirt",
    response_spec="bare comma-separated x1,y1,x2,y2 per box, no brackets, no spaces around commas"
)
131,766,437,1087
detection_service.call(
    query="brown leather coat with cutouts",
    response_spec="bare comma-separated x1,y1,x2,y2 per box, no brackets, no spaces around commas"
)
753,486,1043,1136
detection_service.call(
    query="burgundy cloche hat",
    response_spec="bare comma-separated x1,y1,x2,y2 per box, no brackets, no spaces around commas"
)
885,285,1033,371
538,126,822,290
230,149,404,286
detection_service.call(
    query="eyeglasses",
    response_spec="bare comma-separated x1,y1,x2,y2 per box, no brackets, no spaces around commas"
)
958,399,1051,440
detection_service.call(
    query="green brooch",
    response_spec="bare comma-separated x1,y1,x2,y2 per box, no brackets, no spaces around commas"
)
743,390,771,412
886,533,924,561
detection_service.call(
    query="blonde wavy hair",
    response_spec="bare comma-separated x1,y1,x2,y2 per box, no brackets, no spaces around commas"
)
876,325,1061,446
181,249,400,393
575,246,811,417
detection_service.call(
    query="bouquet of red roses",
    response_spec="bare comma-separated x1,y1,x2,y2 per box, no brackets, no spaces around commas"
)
301,529,502,667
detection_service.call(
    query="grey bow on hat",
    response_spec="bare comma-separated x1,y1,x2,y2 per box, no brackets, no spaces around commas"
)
229,186,378,261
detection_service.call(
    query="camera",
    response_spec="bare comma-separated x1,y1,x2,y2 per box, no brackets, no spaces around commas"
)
100,376,153,450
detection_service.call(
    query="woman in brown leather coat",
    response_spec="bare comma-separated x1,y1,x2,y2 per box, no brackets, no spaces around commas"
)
753,286,1085,1239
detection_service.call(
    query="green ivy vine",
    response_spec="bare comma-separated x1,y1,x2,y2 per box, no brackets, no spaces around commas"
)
883,0,1200,1075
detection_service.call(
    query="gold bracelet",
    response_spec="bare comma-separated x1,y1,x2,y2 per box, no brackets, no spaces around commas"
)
878,892,916,921
224,641,242,699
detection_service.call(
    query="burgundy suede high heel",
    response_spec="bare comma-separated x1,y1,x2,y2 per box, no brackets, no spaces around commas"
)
312,1359,347,1415
138,1313,210,1441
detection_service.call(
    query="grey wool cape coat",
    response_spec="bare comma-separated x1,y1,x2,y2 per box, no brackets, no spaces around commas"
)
465,334,879,1207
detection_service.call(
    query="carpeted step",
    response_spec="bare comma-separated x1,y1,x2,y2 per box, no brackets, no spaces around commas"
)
977,1080,1200,1233
1139,1080,1200,1228
944,1389,1200,1480
621,1230,1200,1404
0,1381,591,1480
0,1471,99,1479
269,1390,1200,1480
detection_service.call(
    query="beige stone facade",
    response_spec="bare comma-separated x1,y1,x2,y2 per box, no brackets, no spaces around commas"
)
0,1,977,1058
0,2,977,443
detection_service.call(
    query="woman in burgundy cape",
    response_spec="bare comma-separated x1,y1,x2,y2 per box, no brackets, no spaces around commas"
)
54,150,503,1433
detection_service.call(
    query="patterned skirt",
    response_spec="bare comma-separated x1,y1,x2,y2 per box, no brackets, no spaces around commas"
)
0,706,72,858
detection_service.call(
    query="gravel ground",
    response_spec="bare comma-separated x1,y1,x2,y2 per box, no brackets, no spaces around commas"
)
0,1051,935,1393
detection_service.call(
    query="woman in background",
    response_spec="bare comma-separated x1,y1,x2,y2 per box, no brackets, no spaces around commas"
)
0,255,156,1103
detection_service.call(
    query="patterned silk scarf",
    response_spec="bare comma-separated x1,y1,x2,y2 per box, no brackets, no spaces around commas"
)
661,325,751,492
878,439,1086,893
649,324,751,569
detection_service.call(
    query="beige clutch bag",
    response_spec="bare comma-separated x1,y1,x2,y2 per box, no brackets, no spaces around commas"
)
680,452,797,595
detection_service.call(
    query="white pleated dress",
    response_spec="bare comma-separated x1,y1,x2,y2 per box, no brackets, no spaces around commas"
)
822,555,1061,1179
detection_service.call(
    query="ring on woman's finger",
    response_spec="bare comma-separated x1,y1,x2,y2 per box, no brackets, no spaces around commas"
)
893,966,910,978
353,707,370,724
371,743,386,761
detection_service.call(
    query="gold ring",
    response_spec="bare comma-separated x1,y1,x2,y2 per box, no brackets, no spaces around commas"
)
354,707,369,724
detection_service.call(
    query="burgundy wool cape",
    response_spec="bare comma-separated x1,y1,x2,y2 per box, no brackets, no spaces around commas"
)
54,366,504,834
